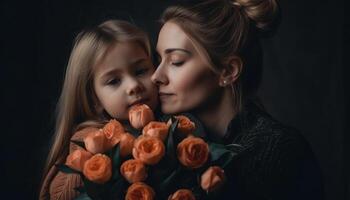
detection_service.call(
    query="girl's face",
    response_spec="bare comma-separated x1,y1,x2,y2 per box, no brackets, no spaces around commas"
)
93,41,158,120
152,22,221,114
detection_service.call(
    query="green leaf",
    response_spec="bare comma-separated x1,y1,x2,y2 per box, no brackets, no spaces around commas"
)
125,126,141,138
191,185,204,200
112,144,121,167
209,143,243,169
74,186,86,193
55,164,81,174
82,178,106,199
109,179,127,199
158,114,171,123
74,193,92,200
221,154,235,169
225,143,244,152
209,143,233,162
159,166,182,193
112,144,121,181
168,117,179,138
166,118,179,165
70,140,86,149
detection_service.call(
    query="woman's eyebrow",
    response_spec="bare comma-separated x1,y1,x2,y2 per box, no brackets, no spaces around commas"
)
164,48,192,55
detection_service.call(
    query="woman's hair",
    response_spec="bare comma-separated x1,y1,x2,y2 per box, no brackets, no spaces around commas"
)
41,20,151,184
160,0,279,112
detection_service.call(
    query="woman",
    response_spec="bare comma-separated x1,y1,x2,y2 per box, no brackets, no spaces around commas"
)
152,0,324,199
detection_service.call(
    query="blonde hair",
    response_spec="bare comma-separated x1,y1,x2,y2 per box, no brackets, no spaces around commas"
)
160,0,279,112
41,20,151,186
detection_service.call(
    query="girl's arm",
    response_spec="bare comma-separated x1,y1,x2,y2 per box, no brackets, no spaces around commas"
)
40,127,99,200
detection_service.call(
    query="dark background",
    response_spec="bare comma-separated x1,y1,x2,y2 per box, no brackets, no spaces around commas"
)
0,0,347,199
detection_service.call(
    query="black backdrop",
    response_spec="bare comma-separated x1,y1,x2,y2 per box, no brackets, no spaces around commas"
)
0,0,347,199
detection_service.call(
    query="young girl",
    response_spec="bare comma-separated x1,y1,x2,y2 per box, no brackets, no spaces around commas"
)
39,20,158,200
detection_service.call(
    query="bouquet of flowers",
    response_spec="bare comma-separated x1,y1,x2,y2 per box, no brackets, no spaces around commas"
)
57,104,243,200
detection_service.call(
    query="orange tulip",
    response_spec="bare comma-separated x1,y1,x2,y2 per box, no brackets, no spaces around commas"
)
175,115,195,136
132,136,165,165
129,104,154,129
65,149,93,172
120,132,136,157
200,166,226,192
177,136,209,169
125,182,155,200
102,119,125,146
84,130,110,154
83,154,112,184
142,121,169,142
168,189,196,200
120,159,147,183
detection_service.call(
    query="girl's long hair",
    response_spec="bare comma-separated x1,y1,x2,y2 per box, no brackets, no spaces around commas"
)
41,20,151,189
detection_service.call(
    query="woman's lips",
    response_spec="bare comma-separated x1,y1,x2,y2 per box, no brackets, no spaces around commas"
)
159,92,174,101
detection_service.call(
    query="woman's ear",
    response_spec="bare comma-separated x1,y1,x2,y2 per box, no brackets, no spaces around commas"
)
219,56,243,87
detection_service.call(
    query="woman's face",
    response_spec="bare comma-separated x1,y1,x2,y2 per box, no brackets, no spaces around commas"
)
152,22,221,114
93,41,158,120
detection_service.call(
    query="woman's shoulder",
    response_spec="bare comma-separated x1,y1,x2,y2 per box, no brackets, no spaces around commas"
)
235,102,319,173
233,102,317,175
230,103,323,198
238,102,310,151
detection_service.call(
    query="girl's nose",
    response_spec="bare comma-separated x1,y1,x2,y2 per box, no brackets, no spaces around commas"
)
151,64,168,86
126,78,143,96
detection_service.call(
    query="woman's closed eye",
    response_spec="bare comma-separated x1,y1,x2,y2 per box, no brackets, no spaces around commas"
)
171,60,185,67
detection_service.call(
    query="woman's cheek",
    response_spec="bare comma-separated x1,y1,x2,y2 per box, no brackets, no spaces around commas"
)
143,78,159,110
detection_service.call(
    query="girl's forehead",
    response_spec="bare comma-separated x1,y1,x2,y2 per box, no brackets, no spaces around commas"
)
98,42,148,65
93,42,150,77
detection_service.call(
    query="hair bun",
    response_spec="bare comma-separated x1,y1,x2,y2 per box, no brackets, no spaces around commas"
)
234,0,279,30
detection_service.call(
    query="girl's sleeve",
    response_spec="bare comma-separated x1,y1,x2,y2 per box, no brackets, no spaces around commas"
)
46,168,83,200
39,127,99,200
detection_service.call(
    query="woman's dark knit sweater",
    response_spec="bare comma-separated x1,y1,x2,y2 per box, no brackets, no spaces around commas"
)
211,102,324,200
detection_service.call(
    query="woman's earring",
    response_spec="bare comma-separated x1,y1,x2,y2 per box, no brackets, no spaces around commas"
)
222,80,229,86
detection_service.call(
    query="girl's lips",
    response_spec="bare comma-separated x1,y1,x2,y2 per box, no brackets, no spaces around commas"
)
129,98,149,107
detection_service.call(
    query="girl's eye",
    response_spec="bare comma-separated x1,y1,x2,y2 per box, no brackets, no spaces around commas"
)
106,78,121,86
135,67,149,76
171,61,185,67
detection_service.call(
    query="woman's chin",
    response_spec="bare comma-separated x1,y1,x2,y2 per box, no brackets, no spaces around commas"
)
161,105,180,115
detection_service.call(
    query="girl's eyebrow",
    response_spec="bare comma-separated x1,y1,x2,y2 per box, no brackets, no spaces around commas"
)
130,58,148,66
100,58,148,79
100,68,121,80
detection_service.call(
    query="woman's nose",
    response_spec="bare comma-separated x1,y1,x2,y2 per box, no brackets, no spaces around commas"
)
151,64,168,86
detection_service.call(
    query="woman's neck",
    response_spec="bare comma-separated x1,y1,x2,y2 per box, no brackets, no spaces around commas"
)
194,88,237,139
